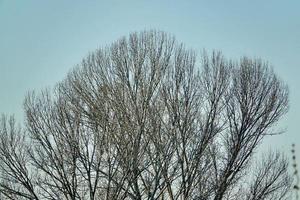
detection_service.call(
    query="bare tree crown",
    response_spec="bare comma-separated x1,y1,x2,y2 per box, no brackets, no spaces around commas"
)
0,30,290,200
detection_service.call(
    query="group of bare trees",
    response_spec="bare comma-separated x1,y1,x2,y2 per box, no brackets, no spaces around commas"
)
0,31,291,199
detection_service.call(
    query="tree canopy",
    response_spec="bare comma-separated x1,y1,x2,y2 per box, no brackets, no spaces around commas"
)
0,30,291,200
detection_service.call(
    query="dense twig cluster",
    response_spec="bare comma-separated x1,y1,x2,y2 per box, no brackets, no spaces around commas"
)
0,31,291,199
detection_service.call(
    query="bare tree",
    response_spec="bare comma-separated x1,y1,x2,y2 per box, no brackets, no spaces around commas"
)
0,30,291,200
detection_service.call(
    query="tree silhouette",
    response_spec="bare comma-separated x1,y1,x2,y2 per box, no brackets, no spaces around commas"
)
0,30,292,200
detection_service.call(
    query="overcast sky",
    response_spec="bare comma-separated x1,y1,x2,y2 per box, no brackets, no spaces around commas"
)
0,1,299,157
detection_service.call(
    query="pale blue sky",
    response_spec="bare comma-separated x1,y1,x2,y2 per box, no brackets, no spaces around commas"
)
0,1,299,155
